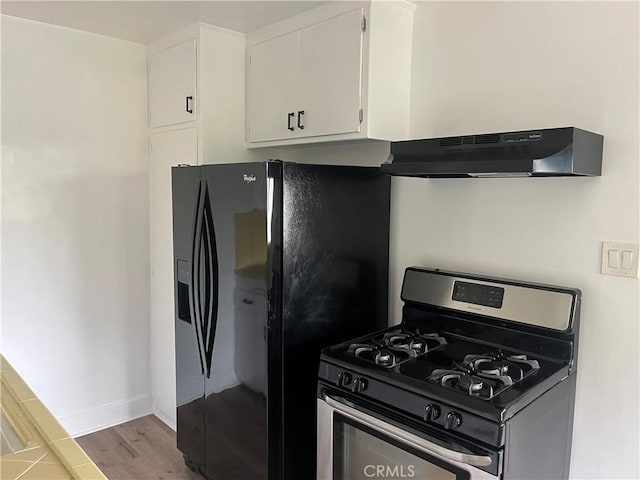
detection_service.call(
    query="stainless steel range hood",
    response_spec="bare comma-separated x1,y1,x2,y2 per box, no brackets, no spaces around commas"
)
382,127,603,178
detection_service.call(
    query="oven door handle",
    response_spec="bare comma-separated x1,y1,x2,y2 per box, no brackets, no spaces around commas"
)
323,393,493,468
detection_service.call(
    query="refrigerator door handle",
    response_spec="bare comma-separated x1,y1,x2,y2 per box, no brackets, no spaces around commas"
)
191,181,207,376
202,182,219,379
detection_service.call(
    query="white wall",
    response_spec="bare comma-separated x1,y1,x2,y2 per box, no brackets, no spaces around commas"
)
290,2,639,478
1,16,151,436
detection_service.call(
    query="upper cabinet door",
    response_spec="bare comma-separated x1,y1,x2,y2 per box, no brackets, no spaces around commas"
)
247,32,299,143
149,39,197,128
297,9,364,138
245,1,414,147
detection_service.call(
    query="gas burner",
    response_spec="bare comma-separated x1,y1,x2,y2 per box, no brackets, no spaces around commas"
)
383,333,425,352
430,369,496,397
457,375,484,393
464,354,507,373
428,352,541,399
375,349,396,367
506,354,541,370
345,330,446,369
464,353,540,381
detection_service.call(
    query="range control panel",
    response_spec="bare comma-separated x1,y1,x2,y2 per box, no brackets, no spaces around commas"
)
318,361,505,448
452,281,504,309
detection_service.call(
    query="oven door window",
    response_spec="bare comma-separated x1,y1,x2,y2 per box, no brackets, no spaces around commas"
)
334,415,470,480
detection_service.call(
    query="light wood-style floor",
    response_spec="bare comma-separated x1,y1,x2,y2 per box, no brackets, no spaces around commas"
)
76,415,202,480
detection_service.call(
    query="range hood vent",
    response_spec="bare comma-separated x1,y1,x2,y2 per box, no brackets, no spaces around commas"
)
474,133,501,144
439,137,463,147
382,127,603,178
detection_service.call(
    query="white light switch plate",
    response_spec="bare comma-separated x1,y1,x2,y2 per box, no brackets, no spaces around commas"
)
601,241,639,278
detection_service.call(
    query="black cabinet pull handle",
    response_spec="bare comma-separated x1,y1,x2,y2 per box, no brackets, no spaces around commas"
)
297,110,305,130
242,298,253,305
186,96,193,114
287,112,295,131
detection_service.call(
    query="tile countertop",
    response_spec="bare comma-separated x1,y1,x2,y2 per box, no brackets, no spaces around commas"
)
0,355,107,480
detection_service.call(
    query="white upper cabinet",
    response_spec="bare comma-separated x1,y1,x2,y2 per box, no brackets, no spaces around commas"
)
149,39,196,128
297,9,364,138
246,1,415,148
246,31,299,142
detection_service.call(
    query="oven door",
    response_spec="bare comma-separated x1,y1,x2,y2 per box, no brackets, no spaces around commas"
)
317,392,500,480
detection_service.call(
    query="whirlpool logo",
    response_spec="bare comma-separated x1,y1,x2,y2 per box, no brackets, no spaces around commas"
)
364,464,415,478
243,174,256,183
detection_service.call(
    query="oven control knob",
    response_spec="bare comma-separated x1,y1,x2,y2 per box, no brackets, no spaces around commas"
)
444,412,462,430
337,372,352,387
423,404,441,422
351,378,368,393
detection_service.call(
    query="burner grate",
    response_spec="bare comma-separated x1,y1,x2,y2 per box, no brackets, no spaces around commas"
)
428,352,540,399
345,330,446,369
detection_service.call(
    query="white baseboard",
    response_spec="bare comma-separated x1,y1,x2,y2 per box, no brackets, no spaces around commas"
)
59,393,153,438
153,408,177,432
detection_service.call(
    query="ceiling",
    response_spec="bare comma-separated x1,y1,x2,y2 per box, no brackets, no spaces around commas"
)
0,1,329,44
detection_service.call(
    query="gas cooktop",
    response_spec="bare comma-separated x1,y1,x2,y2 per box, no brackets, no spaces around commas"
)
336,327,544,401
323,325,564,410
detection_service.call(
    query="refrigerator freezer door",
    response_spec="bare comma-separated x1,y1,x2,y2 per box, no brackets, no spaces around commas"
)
201,163,269,480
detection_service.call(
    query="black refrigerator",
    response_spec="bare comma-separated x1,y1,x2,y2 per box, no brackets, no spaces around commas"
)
172,161,389,480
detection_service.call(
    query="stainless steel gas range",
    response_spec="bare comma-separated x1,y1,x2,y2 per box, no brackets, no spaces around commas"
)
317,267,580,480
